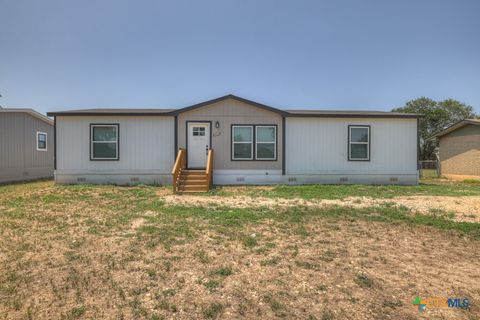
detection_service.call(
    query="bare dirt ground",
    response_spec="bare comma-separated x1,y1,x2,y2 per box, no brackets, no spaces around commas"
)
163,194,480,223
444,174,480,181
2,215,480,319
1,182,480,319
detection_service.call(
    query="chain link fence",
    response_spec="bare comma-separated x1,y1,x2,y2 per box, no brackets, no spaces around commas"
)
419,156,440,178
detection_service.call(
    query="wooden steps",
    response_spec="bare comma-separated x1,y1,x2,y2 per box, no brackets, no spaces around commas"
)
176,169,209,193
172,149,213,194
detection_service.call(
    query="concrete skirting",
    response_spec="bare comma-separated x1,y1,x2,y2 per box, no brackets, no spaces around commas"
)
55,173,172,185
213,170,419,185
54,170,419,186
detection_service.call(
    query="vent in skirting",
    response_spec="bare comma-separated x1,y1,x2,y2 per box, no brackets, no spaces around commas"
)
130,177,140,182
339,177,348,182
390,177,399,182
288,177,297,182
236,177,245,182
77,177,86,182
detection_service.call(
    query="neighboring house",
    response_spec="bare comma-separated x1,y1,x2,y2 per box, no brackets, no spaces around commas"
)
435,119,480,178
47,94,421,189
0,108,54,183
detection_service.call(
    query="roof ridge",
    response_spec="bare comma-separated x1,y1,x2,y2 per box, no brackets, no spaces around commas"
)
435,119,480,137
0,107,53,125
47,95,422,119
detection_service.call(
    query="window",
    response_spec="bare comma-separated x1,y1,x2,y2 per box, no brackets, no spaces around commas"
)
36,132,47,151
192,127,206,136
348,126,370,161
232,125,277,161
232,126,253,160
90,124,119,160
256,126,276,160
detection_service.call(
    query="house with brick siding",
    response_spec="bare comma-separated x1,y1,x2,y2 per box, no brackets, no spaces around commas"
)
436,119,480,178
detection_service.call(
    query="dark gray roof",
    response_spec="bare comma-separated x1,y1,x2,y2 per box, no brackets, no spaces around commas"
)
47,94,422,118
47,108,175,116
285,109,420,118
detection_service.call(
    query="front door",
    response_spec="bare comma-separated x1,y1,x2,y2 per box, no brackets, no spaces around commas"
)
187,122,210,168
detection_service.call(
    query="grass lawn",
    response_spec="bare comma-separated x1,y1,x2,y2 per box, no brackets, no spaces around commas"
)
1,179,479,319
209,172,480,200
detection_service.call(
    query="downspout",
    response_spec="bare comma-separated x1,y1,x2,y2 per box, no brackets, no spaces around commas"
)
174,115,178,161
417,117,420,180
54,116,57,172
282,116,286,175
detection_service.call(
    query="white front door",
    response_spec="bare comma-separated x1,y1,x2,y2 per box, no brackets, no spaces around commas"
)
187,122,210,168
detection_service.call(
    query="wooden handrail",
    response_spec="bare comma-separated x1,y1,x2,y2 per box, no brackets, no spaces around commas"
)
172,148,186,192
205,149,214,189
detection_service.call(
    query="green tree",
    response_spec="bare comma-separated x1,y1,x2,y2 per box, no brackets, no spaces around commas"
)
392,97,476,160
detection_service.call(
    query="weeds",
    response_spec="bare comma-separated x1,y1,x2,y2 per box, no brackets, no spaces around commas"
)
204,279,220,292
202,302,224,319
355,274,374,288
260,256,281,266
242,235,258,248
211,266,233,277
68,306,86,319
263,294,284,313
194,249,211,264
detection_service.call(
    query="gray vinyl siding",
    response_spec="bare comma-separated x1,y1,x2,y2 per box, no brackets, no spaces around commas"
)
286,117,418,175
177,98,283,170
51,97,419,185
0,112,54,183
55,116,174,184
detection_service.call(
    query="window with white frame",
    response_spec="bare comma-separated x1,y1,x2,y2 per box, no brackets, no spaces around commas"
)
36,132,47,151
255,126,276,160
90,124,119,160
348,125,370,161
232,126,253,160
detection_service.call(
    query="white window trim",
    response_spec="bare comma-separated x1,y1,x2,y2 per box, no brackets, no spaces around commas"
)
90,124,119,160
232,125,253,160
255,126,277,160
348,126,370,161
36,131,47,151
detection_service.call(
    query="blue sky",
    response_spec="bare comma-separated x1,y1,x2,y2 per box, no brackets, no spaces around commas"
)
0,0,479,115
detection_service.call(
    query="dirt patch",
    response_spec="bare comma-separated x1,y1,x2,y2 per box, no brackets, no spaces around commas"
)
388,196,480,222
444,174,480,181
129,218,146,231
163,194,480,223
220,185,276,193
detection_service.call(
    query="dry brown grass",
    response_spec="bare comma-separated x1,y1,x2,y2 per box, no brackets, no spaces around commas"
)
444,174,480,181
0,181,479,319
163,194,480,223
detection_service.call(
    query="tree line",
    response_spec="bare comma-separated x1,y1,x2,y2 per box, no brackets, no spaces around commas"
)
392,98,478,160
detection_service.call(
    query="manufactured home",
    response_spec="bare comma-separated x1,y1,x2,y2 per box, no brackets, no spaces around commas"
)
0,108,54,183
436,119,480,178
47,95,420,191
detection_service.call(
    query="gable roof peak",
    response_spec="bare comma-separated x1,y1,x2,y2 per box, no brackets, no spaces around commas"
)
171,94,289,116
435,119,480,137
